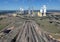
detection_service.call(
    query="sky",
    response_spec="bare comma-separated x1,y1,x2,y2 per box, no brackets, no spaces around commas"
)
0,0,60,10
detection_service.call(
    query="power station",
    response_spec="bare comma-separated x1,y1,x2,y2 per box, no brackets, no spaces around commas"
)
17,5,47,17
31,5,47,17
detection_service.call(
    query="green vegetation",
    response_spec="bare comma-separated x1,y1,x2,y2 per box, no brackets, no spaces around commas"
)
33,16,60,39
0,18,3,20
0,24,8,30
0,14,60,39
16,15,60,39
35,19,60,33
21,15,60,39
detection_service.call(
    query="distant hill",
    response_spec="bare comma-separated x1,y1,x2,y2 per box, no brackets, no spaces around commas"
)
0,10,60,15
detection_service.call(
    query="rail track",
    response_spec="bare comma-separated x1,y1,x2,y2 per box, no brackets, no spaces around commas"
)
16,20,60,42
0,20,60,42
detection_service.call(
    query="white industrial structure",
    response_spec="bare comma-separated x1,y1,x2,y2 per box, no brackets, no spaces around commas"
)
40,8,43,16
43,5,46,16
40,5,47,17
28,7,31,15
19,8,24,14
20,8,24,11
18,5,46,17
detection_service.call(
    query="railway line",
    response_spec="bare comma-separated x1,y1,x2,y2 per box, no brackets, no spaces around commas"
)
0,20,60,42
16,20,60,42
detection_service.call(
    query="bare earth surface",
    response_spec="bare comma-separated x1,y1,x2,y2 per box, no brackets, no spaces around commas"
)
0,19,60,42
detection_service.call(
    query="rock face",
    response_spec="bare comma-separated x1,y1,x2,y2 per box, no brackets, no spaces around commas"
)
0,20,60,42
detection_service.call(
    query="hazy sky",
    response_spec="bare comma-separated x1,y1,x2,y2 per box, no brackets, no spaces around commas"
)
0,0,60,10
